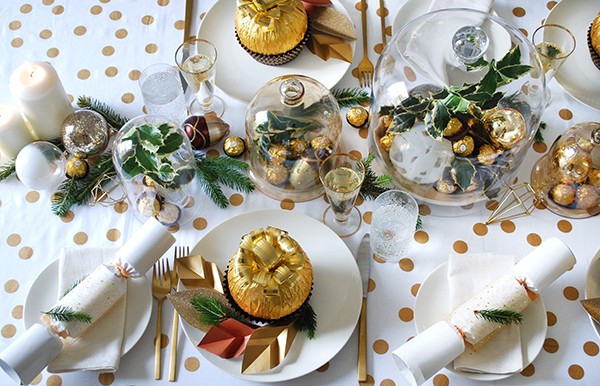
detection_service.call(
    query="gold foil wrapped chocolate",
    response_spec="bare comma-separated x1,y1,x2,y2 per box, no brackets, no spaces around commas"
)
65,157,89,179
477,144,502,165
268,144,290,164
226,226,313,320
576,184,599,210
223,136,246,158
589,169,600,187
346,106,369,128
485,108,526,149
452,135,475,156
552,140,592,184
379,134,394,151
549,183,576,207
444,117,465,138
289,138,308,158
266,163,289,186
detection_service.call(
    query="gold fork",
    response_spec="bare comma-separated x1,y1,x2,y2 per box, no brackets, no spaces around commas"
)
358,0,374,88
152,259,171,380
168,246,189,382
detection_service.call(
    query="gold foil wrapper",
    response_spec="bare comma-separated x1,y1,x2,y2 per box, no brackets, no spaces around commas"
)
223,136,246,158
477,144,502,165
346,106,369,128
589,169,600,187
310,134,332,150
268,144,290,164
65,157,89,179
266,163,289,186
444,117,465,138
549,183,576,207
576,184,599,210
178,254,225,294
452,135,475,156
227,226,313,320
485,108,526,150
552,140,592,184
242,322,298,374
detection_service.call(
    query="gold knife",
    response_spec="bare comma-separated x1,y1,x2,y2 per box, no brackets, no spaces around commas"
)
379,0,387,48
357,233,371,382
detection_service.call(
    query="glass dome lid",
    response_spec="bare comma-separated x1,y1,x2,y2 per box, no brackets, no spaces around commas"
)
369,9,545,207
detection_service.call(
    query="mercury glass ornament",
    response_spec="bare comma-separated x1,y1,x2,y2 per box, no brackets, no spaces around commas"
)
61,110,109,158
531,122,600,218
15,141,65,191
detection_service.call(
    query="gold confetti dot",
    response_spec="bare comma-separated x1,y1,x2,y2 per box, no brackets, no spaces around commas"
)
106,228,121,242
374,43,384,55
109,11,122,20
399,258,414,272
102,46,115,56
184,197,195,208
30,374,42,385
547,311,557,326
11,38,23,48
154,333,169,348
559,108,573,120
543,338,559,353
568,364,584,380
52,5,64,14
145,43,158,54
547,1,557,10
90,5,102,15
115,28,128,39
26,191,40,202
358,127,368,139
61,210,74,222
533,142,547,153
473,223,488,236
47,47,59,57
398,307,414,322
74,232,88,245
174,20,185,30
280,199,295,210
557,220,572,233
42,0,54,4
367,278,376,292
500,220,516,233
20,4,32,13
47,375,62,386
229,194,244,206
114,201,128,213
4,280,19,293
1,324,16,338
410,283,421,297
316,362,329,372
485,200,499,211
355,194,364,207
381,380,395,386
74,26,87,36
7,234,21,247
403,66,417,82
418,204,431,216
193,217,207,230
512,7,526,17
158,0,170,5
98,373,114,385
121,93,135,103
206,149,220,158
563,286,579,301
519,28,528,37
432,374,449,386
584,341,599,356
12,305,23,319
521,363,535,376
128,69,141,80
453,240,468,254
9,20,21,30
363,211,372,225
373,339,389,354
184,356,200,372
18,247,33,260
414,230,429,244
142,15,155,25
77,69,90,80
525,233,541,246
167,225,180,233
105,66,118,77
39,29,52,39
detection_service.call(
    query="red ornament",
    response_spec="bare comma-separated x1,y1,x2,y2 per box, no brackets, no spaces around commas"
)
183,112,230,150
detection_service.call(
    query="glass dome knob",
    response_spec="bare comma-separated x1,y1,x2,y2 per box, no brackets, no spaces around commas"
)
452,26,489,64
280,78,305,106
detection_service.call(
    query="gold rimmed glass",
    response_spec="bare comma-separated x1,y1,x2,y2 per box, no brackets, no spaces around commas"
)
318,153,365,238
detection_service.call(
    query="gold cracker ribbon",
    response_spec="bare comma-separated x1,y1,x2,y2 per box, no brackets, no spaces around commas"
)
237,0,296,31
177,254,224,294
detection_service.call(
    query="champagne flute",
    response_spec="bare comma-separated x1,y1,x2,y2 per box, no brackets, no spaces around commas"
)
175,38,225,117
318,153,365,238
532,24,576,106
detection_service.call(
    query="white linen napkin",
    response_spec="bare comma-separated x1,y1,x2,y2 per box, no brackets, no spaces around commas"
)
447,252,524,374
47,247,125,373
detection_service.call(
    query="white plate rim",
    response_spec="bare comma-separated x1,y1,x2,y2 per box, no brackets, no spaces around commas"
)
23,259,152,356
180,209,362,382
414,262,547,381
546,0,600,110
584,249,600,339
197,0,357,103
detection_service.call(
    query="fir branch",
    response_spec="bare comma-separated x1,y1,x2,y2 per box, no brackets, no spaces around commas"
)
360,154,391,200
474,309,523,326
331,87,370,108
0,161,16,182
62,275,88,297
535,121,546,143
190,295,243,326
294,303,317,339
43,305,92,324
416,215,423,231
77,95,129,130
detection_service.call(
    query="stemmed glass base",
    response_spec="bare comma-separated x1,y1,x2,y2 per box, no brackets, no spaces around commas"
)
189,95,225,118
322,206,362,238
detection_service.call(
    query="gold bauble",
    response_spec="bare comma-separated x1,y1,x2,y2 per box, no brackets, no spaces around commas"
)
289,138,308,158
346,106,369,128
589,169,600,187
576,184,599,210
551,140,592,184
266,163,289,186
485,108,526,149
452,135,475,156
223,136,246,158
65,157,89,179
444,117,465,138
549,183,576,207
268,144,291,164
477,144,502,165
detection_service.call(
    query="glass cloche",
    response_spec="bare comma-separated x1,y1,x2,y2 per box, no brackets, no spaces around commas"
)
369,9,546,207
245,74,343,201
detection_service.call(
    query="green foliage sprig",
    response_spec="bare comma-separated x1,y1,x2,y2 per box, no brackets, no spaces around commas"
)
294,303,317,339
43,305,92,324
474,308,523,326
77,96,128,129
191,295,243,326
62,275,88,297
331,87,370,108
535,121,546,143
0,161,15,183
360,154,392,200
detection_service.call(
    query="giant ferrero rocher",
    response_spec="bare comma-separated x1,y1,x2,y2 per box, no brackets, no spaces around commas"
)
226,226,313,320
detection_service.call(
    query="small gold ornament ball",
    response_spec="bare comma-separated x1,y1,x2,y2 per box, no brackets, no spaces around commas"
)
65,157,89,179
310,135,332,150
268,144,290,164
576,184,599,210
588,169,600,187
266,163,289,186
485,108,526,149
477,144,501,165
452,135,475,156
550,183,576,207
444,117,465,138
552,140,592,184
223,136,246,158
346,106,369,128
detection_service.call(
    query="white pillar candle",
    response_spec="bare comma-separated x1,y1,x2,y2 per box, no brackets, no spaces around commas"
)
0,105,35,159
9,61,73,140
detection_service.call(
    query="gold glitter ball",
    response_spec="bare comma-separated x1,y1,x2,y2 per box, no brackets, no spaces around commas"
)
223,136,246,157
65,157,89,179
589,169,600,187
485,108,526,149
61,110,109,158
552,140,592,184
452,135,475,156
289,138,308,158
477,144,502,165
444,117,465,138
268,144,291,164
266,163,289,186
310,135,332,150
549,183,576,207
346,106,369,128
576,184,599,210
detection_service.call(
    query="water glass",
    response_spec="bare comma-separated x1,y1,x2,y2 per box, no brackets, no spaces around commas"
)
139,64,188,125
371,190,418,262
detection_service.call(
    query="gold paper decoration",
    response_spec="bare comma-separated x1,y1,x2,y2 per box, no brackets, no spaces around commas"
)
486,182,541,224
241,322,298,374
581,297,600,324
177,254,224,294
168,288,229,332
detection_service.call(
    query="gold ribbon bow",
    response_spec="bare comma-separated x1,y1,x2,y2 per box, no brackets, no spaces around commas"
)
237,0,296,31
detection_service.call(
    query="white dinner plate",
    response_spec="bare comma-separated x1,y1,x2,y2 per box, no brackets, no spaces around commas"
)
415,263,547,381
181,209,362,382
197,0,356,102
584,249,600,339
546,0,600,110
23,259,152,356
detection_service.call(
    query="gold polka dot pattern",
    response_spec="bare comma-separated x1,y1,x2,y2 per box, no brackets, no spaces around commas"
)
521,363,535,376
399,258,414,272
184,356,200,372
398,307,414,322
544,338,559,353
98,373,114,385
373,339,389,354
432,374,450,386
568,364,584,380
46,375,62,386
584,341,599,356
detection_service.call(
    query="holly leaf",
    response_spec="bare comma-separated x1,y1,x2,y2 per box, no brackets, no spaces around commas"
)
137,123,165,147
121,156,144,178
463,92,493,104
466,56,489,71
242,323,298,374
476,68,498,95
158,133,184,155
135,145,159,172
497,45,522,70
451,158,477,191
157,162,176,182
425,101,450,140
498,64,532,83
389,111,416,134
443,94,471,114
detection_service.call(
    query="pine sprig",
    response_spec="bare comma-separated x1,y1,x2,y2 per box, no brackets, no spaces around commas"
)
535,121,546,143
331,87,370,108
360,154,392,200
294,303,317,339
474,309,523,326
190,295,243,326
416,215,423,231
62,275,88,297
77,95,129,130
0,161,16,182
43,305,92,324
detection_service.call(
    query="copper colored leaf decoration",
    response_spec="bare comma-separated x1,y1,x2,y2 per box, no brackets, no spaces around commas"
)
198,318,255,359
168,288,229,332
241,322,298,374
581,298,600,324
177,254,224,293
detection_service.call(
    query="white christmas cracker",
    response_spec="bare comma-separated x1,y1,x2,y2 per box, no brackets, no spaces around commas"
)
392,237,575,386
0,217,175,385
